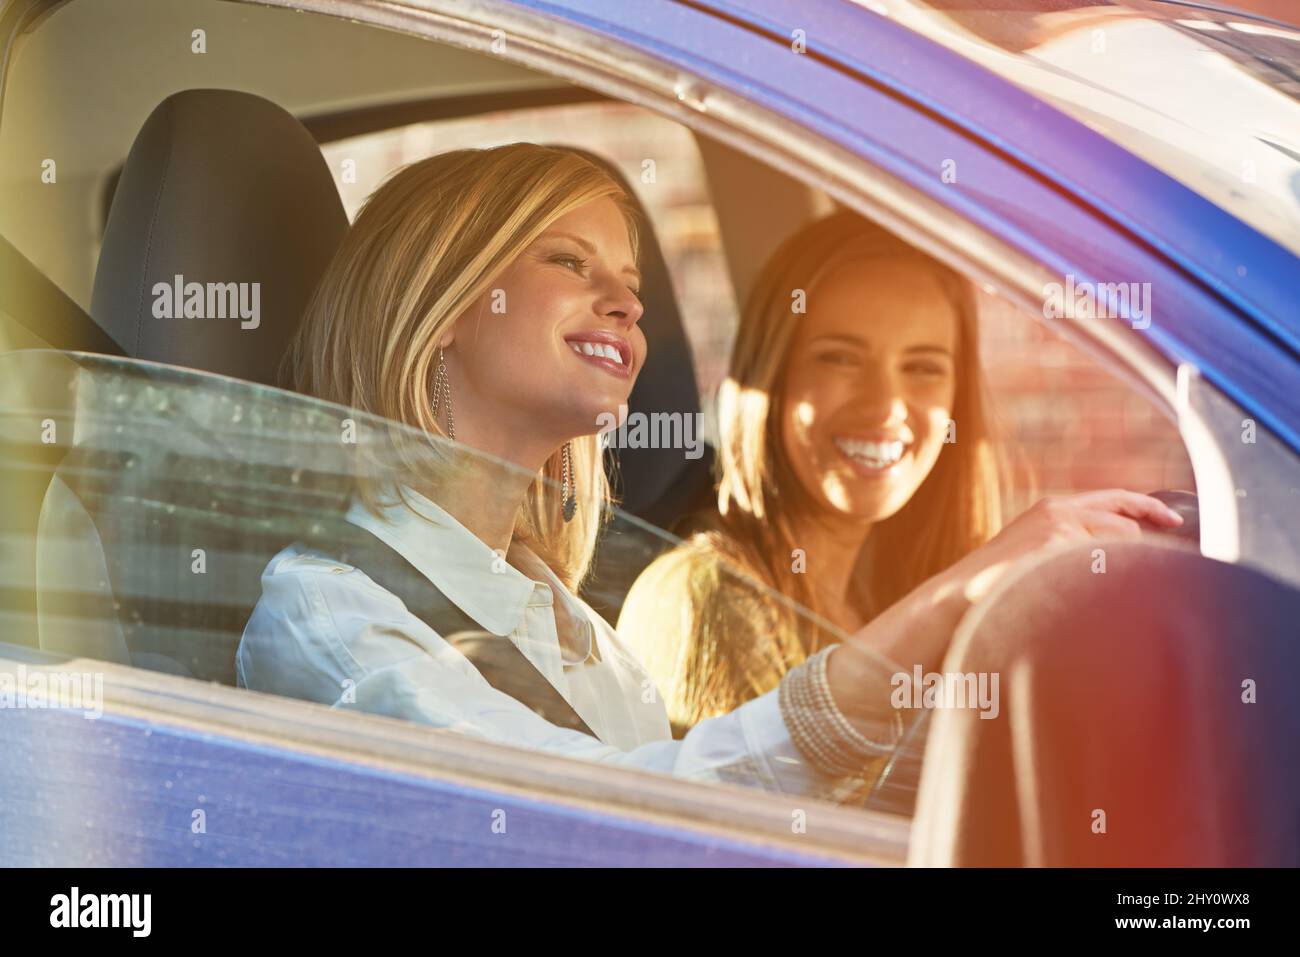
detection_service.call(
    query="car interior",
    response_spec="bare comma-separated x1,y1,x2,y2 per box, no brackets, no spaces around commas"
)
0,0,1203,822
0,0,847,670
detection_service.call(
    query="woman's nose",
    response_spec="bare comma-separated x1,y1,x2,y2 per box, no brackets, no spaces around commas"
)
854,366,908,424
596,276,643,328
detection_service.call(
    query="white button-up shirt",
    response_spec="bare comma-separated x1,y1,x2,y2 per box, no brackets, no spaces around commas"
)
237,486,840,797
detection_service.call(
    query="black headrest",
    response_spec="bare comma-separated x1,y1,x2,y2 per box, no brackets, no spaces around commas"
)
91,89,348,387
550,146,705,518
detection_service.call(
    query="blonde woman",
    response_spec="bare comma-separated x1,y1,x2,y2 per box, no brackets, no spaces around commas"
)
619,211,1004,740
237,144,1182,802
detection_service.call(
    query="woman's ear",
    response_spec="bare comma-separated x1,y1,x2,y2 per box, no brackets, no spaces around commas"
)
438,329,456,349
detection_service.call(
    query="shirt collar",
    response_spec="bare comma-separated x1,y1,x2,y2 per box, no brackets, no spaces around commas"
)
344,484,534,638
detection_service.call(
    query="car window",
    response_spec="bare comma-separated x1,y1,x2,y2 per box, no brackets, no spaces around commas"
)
0,349,919,810
338,114,1198,540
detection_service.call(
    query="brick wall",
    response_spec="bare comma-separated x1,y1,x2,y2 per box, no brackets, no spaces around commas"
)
977,291,1195,515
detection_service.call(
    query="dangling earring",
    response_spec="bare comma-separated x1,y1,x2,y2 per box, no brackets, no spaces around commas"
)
431,346,455,441
561,441,576,523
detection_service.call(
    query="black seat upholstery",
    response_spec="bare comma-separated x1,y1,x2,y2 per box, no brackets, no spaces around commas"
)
37,90,349,680
91,88,348,386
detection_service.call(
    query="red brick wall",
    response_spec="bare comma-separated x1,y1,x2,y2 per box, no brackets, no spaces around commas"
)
977,291,1195,516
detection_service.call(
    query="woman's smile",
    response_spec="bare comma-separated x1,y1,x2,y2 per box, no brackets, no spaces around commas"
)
832,433,913,477
564,329,634,379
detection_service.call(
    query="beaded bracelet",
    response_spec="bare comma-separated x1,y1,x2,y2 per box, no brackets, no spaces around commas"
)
778,644,905,778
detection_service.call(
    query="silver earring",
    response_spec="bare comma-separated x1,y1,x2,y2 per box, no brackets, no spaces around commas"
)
561,441,576,523
431,347,455,441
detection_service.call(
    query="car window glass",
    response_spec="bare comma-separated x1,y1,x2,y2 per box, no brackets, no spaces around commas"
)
0,350,916,813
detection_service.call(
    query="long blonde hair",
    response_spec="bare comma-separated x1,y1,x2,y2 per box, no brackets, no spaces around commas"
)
712,209,1003,659
287,143,642,590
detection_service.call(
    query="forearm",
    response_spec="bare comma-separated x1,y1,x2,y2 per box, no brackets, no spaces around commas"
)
827,568,972,726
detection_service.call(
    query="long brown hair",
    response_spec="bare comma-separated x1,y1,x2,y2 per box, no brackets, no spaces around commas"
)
286,143,642,590
711,209,1003,660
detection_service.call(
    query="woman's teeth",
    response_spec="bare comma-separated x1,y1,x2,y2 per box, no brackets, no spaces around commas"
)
570,341,623,365
834,436,905,468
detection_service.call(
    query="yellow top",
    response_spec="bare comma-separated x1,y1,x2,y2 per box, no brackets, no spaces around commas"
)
618,529,829,737
619,529,909,802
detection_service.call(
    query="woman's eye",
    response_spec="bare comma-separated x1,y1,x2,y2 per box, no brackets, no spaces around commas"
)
903,361,949,376
817,350,860,367
550,254,589,273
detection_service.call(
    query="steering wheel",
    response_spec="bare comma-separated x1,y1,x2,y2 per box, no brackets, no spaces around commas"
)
1142,489,1200,544
860,487,1202,816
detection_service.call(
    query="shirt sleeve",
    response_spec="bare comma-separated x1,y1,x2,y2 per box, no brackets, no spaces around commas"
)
237,550,853,801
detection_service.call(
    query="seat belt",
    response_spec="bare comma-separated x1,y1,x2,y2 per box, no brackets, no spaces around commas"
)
320,523,599,740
